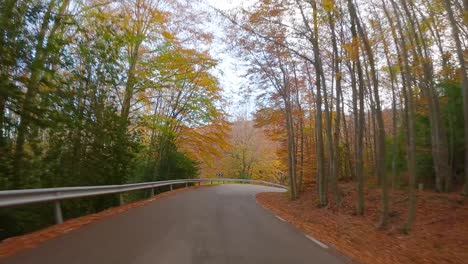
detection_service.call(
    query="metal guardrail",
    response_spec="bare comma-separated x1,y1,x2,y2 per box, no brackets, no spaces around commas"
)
0,178,287,224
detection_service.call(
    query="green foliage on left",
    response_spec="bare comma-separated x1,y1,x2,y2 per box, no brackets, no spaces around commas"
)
0,0,222,239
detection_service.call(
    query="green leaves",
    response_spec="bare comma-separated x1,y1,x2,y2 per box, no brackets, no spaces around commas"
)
0,0,225,238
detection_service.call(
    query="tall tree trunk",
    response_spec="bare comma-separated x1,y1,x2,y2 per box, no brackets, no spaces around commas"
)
342,97,354,181
0,0,17,150
121,43,140,121
348,0,388,225
386,0,418,232
13,0,70,187
293,65,305,192
347,0,366,216
409,0,451,192
296,0,327,205
443,0,468,195
328,8,342,204
285,98,298,199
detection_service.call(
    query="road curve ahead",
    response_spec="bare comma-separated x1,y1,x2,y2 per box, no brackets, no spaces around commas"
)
3,184,349,264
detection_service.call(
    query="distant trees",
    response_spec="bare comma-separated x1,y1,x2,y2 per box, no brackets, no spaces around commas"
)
223,0,467,232
199,118,283,183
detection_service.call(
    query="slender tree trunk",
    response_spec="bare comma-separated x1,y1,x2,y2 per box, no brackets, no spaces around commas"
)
0,0,19,144
443,0,468,195
386,0,418,232
348,0,388,224
400,0,451,192
121,43,140,121
375,9,400,193
328,9,342,204
13,0,70,187
296,0,327,205
293,65,305,192
285,98,298,199
347,0,366,215
342,98,354,181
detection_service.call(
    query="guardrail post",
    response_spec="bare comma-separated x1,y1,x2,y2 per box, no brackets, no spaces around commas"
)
150,188,155,196
54,201,63,224
185,182,188,188
198,182,201,186
170,184,173,191
119,193,124,206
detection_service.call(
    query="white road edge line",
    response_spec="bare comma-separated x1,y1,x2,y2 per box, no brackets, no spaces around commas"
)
305,234,329,249
275,215,286,222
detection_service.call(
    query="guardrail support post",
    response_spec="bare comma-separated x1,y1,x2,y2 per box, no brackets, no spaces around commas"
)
119,193,124,206
150,188,155,196
198,182,201,186
54,201,63,224
170,184,173,191
185,182,188,188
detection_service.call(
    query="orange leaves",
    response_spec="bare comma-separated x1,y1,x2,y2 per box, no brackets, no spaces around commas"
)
342,38,360,62
178,119,231,165
162,31,175,41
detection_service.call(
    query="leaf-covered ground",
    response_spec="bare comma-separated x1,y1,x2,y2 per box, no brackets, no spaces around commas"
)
0,185,210,259
257,184,468,264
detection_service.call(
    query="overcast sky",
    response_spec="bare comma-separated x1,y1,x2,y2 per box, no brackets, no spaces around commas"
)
202,0,255,119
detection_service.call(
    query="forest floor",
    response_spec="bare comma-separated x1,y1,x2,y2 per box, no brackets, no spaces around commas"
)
257,183,468,264
0,185,211,259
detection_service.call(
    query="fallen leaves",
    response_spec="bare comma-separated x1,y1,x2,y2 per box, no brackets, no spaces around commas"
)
257,183,468,264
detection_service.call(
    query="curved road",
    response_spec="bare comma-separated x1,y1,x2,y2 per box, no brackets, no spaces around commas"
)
3,184,349,264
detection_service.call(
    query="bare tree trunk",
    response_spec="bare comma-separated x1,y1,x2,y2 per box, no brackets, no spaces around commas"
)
121,44,140,121
342,100,354,181
374,6,400,196
443,0,468,195
285,98,298,199
386,0,418,232
323,77,335,204
348,58,365,215
293,65,305,192
328,8,342,204
348,0,388,225
409,0,451,192
347,0,366,216
296,0,327,205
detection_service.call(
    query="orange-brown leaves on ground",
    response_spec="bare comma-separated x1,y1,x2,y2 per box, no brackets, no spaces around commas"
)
257,184,468,264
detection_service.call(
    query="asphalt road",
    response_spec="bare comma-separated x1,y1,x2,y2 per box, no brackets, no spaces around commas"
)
3,184,349,264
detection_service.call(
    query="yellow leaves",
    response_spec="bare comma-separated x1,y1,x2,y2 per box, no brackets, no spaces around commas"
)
178,119,231,164
342,38,360,62
322,0,335,13
162,31,175,41
420,17,433,33
151,9,169,25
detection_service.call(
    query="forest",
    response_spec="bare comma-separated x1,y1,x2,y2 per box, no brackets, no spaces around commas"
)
0,0,230,238
218,0,467,234
0,0,467,248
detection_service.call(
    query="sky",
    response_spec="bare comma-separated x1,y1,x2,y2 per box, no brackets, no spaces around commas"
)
202,0,256,119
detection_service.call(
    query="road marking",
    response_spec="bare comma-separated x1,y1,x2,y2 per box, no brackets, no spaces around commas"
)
275,215,286,222
305,234,329,249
